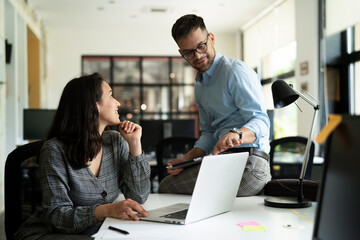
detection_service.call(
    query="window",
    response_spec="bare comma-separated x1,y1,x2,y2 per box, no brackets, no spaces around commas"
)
82,56,197,122
261,42,297,138
355,61,360,115
354,24,360,115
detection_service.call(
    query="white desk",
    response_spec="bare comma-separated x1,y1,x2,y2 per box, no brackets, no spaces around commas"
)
94,194,316,240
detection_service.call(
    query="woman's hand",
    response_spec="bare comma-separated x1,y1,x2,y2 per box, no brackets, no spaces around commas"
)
118,121,142,141
118,121,142,156
95,198,148,221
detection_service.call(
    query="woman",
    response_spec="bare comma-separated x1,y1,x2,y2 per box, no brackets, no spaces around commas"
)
16,73,151,239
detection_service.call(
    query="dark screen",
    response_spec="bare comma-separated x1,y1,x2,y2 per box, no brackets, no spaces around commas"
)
313,115,360,239
23,109,56,140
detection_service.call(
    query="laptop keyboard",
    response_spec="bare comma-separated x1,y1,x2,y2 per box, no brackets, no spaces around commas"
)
160,209,188,219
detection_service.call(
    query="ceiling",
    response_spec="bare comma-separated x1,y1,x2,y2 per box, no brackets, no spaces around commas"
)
27,0,280,34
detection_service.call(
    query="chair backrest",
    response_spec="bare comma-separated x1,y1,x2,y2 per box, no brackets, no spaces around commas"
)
269,136,315,180
5,140,44,240
156,137,197,182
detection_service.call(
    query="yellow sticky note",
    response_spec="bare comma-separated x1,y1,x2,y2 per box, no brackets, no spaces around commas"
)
316,114,342,144
242,225,266,232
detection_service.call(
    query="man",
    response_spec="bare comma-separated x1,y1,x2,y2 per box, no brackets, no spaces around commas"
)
158,14,271,196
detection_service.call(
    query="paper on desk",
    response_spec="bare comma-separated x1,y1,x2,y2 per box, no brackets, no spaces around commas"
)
93,223,187,239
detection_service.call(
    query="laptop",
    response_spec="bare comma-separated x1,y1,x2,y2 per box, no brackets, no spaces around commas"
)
141,152,249,224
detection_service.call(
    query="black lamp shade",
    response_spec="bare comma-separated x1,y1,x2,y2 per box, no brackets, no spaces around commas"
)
271,80,299,109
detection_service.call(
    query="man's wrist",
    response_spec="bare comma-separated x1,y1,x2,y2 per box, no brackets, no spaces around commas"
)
229,128,242,139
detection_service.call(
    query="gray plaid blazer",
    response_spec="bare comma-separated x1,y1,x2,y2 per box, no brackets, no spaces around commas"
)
15,130,151,239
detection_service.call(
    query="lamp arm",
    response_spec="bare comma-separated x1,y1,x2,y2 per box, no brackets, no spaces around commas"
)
299,105,318,181
292,88,319,110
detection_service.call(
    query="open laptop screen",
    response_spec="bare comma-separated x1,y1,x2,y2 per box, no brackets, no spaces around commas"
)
313,115,360,240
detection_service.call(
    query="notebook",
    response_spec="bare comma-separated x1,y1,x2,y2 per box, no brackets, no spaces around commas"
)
141,152,249,224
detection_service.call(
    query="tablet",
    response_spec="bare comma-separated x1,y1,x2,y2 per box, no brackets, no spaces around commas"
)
166,157,203,169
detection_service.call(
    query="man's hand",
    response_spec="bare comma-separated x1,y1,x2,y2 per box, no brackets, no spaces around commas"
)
166,158,186,175
165,147,206,176
212,132,243,155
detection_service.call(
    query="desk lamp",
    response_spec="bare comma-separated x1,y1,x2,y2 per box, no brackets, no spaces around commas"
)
264,79,320,208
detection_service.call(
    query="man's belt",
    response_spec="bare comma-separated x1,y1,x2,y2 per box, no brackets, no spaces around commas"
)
220,147,269,161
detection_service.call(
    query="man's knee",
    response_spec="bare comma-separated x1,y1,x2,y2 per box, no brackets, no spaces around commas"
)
158,167,199,195
158,175,174,193
236,155,271,197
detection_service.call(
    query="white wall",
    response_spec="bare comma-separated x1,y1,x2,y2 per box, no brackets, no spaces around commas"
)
294,0,319,138
242,0,321,140
327,0,360,36
243,0,295,68
1,0,43,238
5,0,30,160
44,28,239,108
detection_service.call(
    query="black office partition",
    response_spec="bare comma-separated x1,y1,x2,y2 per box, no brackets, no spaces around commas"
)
313,115,360,240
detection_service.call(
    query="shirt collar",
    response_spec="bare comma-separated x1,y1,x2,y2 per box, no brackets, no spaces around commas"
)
195,53,222,83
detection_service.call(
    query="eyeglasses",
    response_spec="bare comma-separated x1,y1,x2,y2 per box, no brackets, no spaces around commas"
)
181,34,209,60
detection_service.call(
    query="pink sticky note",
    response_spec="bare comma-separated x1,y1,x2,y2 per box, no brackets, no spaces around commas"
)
236,221,261,227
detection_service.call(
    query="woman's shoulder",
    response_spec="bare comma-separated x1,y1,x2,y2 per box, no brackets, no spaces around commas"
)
39,138,68,167
42,137,66,152
103,129,123,143
103,129,121,137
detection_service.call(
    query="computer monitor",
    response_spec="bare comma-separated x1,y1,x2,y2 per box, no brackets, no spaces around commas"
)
23,109,56,140
140,119,196,153
313,115,360,240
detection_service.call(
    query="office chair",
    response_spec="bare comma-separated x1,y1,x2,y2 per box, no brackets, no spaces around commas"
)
264,136,319,201
5,140,44,240
156,137,198,183
269,136,315,180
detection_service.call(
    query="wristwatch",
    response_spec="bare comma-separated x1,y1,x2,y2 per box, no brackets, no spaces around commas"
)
230,128,242,140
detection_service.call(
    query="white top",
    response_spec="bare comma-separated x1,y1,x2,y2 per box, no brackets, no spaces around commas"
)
93,194,316,240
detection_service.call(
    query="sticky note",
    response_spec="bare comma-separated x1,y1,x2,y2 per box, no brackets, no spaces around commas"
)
243,225,266,232
236,221,260,227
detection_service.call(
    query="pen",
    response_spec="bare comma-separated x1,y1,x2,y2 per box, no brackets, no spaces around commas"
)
108,225,129,235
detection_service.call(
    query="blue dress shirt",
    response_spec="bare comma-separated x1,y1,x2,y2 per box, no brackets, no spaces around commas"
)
194,54,270,154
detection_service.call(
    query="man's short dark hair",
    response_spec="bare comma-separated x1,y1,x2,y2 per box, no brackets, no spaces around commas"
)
171,14,208,43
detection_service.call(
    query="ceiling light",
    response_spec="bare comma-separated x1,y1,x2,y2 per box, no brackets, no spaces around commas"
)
150,8,167,13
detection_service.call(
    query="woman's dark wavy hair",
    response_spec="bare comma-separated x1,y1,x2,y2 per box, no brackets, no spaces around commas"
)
171,14,208,43
47,72,104,169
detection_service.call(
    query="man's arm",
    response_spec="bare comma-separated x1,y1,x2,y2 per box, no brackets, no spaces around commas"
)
212,128,256,155
213,61,270,155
